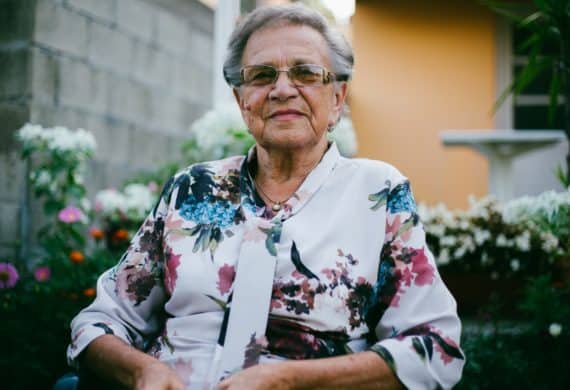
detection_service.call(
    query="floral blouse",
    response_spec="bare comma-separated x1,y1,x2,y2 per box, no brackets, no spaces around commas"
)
68,143,464,389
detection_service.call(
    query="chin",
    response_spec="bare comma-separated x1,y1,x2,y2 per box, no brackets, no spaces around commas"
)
260,136,325,152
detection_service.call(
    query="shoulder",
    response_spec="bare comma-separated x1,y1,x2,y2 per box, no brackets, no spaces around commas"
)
156,155,246,211
337,156,409,188
176,155,245,179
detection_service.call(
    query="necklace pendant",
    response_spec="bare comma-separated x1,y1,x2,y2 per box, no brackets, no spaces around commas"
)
272,203,282,212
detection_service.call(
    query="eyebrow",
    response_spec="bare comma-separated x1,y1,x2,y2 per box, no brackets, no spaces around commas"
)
247,58,322,67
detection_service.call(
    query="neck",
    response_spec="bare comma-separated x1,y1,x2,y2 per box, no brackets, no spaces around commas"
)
255,141,328,184
252,142,328,209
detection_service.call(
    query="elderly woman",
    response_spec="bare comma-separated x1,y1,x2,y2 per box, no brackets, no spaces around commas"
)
67,4,464,390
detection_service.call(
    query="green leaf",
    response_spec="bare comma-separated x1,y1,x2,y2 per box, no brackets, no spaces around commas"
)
43,199,62,215
205,294,227,309
547,65,561,124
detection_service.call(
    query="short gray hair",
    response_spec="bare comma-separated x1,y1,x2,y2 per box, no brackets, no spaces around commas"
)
223,4,354,87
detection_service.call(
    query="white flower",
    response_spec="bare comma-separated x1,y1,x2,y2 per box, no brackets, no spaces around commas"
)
453,246,466,260
80,197,92,213
510,259,520,271
429,224,446,237
458,235,476,252
17,123,97,155
474,228,491,245
515,230,531,252
123,183,156,218
94,189,125,216
459,220,470,230
440,235,457,247
17,123,44,143
541,232,559,253
31,169,52,186
549,323,562,337
496,234,508,247
94,184,157,221
504,190,570,226
327,116,358,157
189,104,252,161
490,271,499,280
437,248,450,265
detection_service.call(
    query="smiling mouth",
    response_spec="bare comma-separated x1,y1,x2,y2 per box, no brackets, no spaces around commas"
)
270,110,304,119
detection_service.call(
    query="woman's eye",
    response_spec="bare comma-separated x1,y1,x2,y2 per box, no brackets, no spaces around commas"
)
253,72,273,79
293,67,320,82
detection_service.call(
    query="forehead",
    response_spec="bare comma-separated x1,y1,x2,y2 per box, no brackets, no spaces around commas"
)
242,24,331,67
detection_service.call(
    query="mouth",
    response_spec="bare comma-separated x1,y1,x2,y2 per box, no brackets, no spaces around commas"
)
270,109,305,120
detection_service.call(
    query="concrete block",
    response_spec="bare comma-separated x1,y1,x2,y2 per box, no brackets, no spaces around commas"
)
127,126,171,169
30,47,57,104
57,56,108,113
116,0,155,43
170,57,195,98
34,0,89,58
0,49,30,98
149,91,184,133
88,116,131,165
29,101,87,130
130,41,171,87
67,0,116,23
0,151,25,203
188,31,213,69
85,158,108,197
0,201,21,244
187,63,212,104
0,102,29,153
156,9,189,56
88,22,133,73
0,0,35,43
186,0,214,35
107,76,152,125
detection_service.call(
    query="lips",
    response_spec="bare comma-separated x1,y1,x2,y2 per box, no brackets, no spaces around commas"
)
270,109,305,119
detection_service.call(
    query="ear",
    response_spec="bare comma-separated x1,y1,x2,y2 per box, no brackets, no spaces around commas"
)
329,82,348,124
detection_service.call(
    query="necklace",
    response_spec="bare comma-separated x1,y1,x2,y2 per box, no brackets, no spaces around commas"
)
254,181,287,212
254,157,322,212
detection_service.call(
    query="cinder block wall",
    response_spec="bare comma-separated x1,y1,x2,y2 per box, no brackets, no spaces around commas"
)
0,0,215,258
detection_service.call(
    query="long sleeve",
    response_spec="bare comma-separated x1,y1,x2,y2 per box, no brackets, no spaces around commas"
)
67,178,174,368
367,173,465,389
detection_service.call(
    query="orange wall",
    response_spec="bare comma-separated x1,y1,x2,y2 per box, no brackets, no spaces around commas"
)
351,0,496,208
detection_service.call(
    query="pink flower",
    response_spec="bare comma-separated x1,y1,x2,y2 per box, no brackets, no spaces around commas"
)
0,262,19,288
58,206,85,223
411,248,435,286
34,266,51,282
147,181,159,192
164,246,182,295
217,264,236,295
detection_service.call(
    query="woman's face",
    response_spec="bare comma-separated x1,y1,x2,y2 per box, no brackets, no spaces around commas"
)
233,24,347,153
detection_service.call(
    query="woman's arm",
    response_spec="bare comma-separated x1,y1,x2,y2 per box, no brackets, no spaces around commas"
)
81,334,185,389
216,351,402,390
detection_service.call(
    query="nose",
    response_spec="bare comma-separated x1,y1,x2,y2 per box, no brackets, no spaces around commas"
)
268,71,299,101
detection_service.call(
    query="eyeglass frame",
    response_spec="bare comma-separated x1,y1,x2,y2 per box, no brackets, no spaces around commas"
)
236,64,349,87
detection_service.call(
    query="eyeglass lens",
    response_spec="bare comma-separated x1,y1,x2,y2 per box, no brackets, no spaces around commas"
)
242,65,327,86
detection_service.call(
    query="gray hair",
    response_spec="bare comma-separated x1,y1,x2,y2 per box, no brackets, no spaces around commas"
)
223,4,354,87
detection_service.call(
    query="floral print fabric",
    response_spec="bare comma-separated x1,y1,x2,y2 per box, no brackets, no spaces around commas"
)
68,143,464,389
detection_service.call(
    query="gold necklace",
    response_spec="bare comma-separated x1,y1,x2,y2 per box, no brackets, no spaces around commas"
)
254,157,322,212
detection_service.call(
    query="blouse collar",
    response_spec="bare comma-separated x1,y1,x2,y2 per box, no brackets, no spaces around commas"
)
239,142,341,220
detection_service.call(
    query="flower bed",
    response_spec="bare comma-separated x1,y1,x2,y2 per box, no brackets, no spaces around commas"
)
418,192,569,317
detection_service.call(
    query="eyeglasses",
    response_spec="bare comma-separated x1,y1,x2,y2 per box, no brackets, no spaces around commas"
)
239,64,343,87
